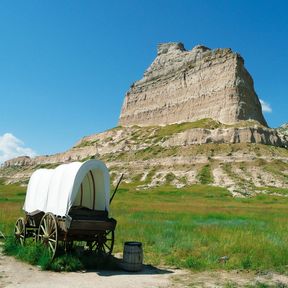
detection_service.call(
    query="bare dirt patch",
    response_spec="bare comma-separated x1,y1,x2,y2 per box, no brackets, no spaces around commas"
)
1,249,288,288
0,250,183,288
171,270,288,287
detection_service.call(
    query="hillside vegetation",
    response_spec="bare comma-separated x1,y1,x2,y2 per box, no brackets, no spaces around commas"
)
1,119,287,196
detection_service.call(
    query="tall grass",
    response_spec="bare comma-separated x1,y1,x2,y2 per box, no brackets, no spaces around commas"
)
3,236,52,269
2,182,288,272
111,184,288,272
0,184,25,235
2,237,86,271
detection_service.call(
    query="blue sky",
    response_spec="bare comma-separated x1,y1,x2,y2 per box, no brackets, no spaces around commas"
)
0,0,287,162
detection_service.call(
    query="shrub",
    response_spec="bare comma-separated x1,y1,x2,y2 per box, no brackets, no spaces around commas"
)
49,254,83,272
197,165,213,184
165,173,176,184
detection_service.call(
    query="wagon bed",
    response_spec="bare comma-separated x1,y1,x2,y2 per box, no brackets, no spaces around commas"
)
67,207,116,233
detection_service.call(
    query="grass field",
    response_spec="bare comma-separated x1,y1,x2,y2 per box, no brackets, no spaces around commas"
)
1,182,288,272
0,183,25,235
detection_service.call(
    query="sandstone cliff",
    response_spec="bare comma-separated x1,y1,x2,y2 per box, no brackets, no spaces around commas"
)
118,43,267,127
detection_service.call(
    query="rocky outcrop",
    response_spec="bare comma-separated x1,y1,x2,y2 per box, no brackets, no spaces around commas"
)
2,156,32,168
163,127,287,147
278,123,288,135
276,123,288,148
118,42,267,127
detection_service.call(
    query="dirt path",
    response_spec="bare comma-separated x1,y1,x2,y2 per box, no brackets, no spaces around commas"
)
0,251,184,288
2,250,288,288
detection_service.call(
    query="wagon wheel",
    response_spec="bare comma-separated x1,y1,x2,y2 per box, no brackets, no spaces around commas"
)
14,217,26,246
88,230,114,256
38,213,58,259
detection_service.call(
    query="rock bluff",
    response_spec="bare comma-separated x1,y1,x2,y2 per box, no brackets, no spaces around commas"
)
118,42,267,127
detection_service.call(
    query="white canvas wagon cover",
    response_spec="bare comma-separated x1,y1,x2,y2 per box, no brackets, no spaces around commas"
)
23,160,110,217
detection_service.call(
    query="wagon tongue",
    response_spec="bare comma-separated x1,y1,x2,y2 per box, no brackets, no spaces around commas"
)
110,174,124,204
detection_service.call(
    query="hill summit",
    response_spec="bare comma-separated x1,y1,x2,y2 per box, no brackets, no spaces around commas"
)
119,42,267,127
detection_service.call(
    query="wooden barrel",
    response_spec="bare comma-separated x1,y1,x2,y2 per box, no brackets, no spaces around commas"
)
122,241,143,271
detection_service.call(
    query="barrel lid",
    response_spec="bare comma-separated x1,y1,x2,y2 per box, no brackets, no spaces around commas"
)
124,241,142,247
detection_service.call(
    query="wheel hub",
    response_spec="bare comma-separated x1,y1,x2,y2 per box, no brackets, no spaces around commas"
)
43,235,49,244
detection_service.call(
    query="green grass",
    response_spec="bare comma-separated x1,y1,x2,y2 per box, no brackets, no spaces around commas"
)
2,236,85,271
3,236,52,268
0,184,26,234
152,118,222,141
2,182,288,273
255,186,288,195
35,163,59,169
2,236,119,271
197,164,214,184
110,183,288,272
73,140,94,148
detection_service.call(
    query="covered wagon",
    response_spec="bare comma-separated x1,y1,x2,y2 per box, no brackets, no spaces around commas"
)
14,160,117,259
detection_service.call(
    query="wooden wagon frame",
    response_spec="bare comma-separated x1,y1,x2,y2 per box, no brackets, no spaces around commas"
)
14,160,117,259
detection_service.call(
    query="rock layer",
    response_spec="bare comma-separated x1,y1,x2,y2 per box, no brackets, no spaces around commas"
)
1,123,288,196
118,42,267,127
2,124,287,169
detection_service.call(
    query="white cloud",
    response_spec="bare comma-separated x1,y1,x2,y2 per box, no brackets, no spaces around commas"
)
260,99,272,113
0,133,37,164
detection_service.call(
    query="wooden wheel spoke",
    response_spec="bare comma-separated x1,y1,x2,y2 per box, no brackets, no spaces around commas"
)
14,218,26,246
48,241,56,252
43,218,48,232
48,229,56,238
91,242,97,249
15,225,20,234
38,213,58,260
90,231,114,255
104,243,110,251
40,224,46,234
47,216,53,234
98,244,105,253
47,217,52,234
